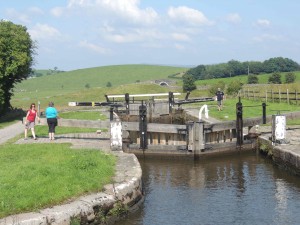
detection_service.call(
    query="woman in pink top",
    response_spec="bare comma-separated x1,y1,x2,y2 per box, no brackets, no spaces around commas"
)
24,103,40,140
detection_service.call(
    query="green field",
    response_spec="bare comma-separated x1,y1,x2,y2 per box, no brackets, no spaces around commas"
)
12,64,186,110
193,71,300,86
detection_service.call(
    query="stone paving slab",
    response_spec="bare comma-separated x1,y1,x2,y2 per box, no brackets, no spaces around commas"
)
15,132,112,151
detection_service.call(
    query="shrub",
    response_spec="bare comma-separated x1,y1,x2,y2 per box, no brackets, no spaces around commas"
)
268,72,281,84
285,72,296,83
226,80,243,96
247,74,258,84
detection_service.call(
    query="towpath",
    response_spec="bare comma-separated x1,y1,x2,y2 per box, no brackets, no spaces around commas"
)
0,121,24,145
0,121,111,150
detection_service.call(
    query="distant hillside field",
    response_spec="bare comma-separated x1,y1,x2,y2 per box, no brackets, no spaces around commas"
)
12,64,187,110
16,65,186,92
193,71,300,86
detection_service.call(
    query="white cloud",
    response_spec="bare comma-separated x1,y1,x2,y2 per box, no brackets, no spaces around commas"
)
67,0,159,25
5,8,31,23
28,7,44,15
167,6,213,26
104,28,163,43
253,34,283,42
226,13,241,24
29,23,63,41
171,33,190,42
79,40,110,54
51,7,65,17
208,36,227,43
255,19,271,27
174,43,185,50
106,33,141,43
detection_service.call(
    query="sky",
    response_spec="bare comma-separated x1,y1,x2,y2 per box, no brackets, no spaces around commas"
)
1,0,300,71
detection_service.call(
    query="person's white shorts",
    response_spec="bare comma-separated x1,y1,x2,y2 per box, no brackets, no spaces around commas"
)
25,121,35,129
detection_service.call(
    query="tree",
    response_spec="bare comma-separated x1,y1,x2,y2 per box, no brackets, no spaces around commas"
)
185,64,206,80
247,74,259,84
268,72,282,84
182,73,196,92
227,60,246,76
263,57,300,73
0,20,35,114
227,80,243,96
285,72,296,83
106,82,112,87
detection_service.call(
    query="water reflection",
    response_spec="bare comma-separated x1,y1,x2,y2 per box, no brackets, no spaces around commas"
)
118,152,300,225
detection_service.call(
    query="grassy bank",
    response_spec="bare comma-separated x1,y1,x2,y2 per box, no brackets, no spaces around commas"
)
188,97,300,124
0,144,116,218
0,111,114,219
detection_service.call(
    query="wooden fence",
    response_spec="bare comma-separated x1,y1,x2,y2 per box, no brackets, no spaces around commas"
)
241,88,299,105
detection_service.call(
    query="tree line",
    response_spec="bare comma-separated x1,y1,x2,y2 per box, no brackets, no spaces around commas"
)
185,57,300,80
183,57,300,92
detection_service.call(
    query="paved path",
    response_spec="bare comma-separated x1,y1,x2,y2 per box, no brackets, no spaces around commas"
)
0,121,111,151
15,132,111,151
0,121,24,145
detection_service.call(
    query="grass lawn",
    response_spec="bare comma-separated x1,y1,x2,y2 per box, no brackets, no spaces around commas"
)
59,110,107,121
189,97,300,125
0,114,113,219
33,125,101,137
0,143,116,218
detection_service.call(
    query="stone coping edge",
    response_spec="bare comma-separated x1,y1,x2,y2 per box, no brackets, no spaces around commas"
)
0,152,144,225
258,136,300,176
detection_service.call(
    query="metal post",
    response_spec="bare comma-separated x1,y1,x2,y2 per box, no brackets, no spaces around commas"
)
139,101,147,150
262,103,266,124
125,93,130,115
236,98,243,147
110,107,114,121
38,101,41,117
168,92,174,114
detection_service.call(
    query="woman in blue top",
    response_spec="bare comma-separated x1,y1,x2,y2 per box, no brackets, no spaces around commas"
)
45,102,59,140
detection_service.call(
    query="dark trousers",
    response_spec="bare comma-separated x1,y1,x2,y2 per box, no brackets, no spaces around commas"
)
47,118,57,133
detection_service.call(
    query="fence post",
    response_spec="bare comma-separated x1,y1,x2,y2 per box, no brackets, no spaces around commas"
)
287,89,289,105
279,89,281,103
272,89,274,103
296,90,298,105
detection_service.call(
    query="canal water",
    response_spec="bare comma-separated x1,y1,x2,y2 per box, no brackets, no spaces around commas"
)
118,151,300,225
